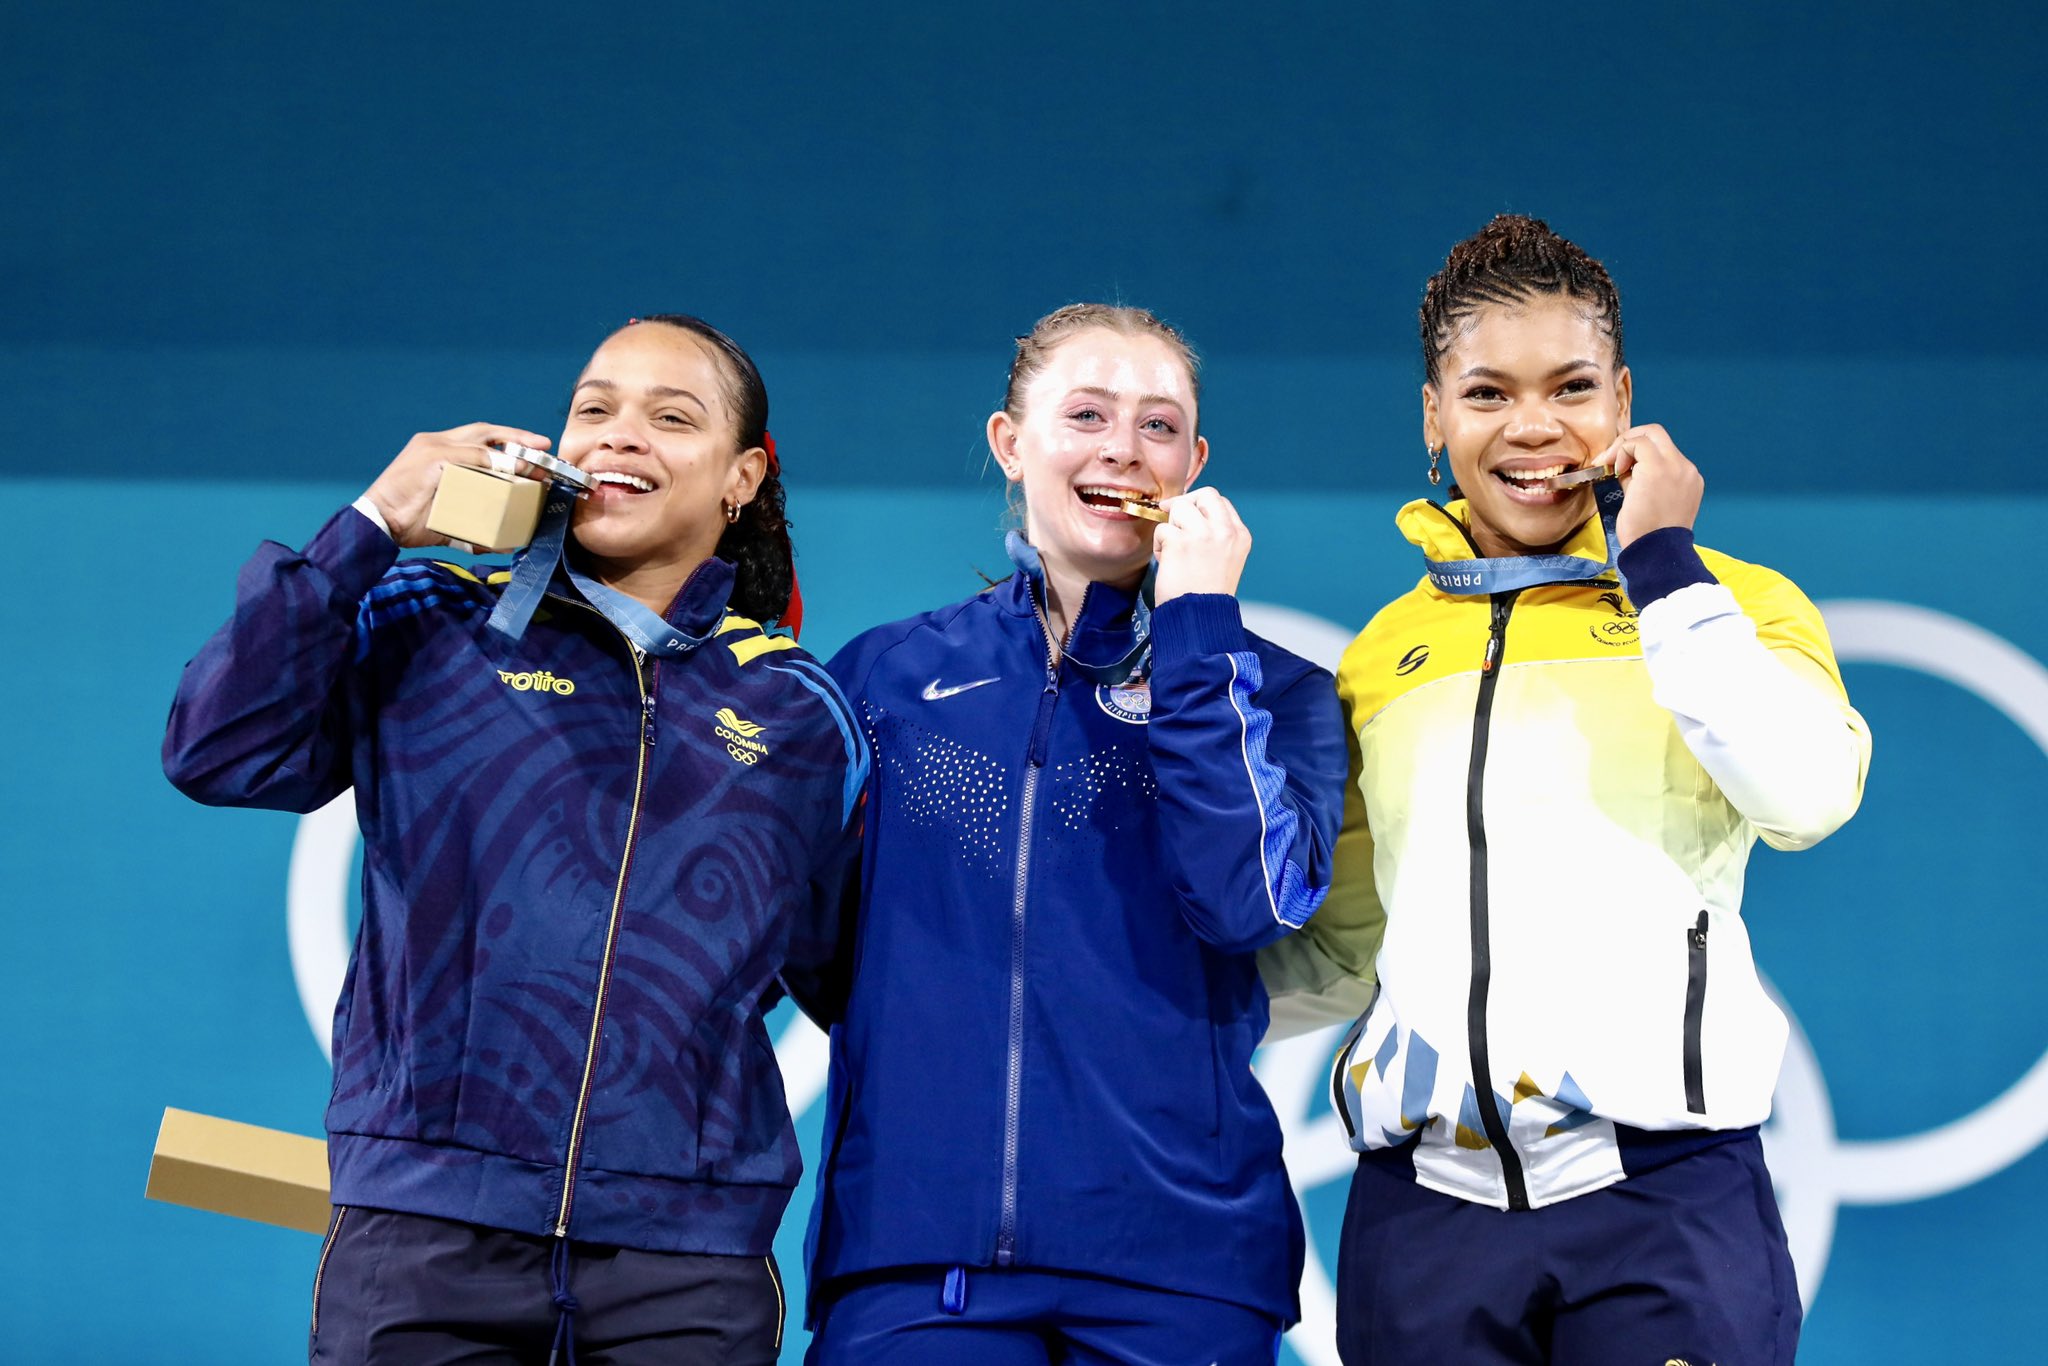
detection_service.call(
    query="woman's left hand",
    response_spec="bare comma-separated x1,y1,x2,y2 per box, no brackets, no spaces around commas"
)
1152,487,1252,603
1603,423,1705,549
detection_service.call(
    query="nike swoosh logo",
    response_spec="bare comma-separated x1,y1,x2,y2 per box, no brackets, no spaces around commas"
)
922,676,999,701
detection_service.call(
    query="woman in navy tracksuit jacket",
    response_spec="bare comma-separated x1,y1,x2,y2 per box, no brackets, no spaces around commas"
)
163,316,865,1365
806,305,1347,1365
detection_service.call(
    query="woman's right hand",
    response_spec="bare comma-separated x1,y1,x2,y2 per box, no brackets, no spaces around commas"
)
1151,487,1253,604
1600,422,1704,550
362,423,558,547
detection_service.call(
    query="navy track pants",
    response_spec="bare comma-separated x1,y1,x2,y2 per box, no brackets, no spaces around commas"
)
1335,1130,1800,1365
307,1206,783,1365
807,1265,1284,1366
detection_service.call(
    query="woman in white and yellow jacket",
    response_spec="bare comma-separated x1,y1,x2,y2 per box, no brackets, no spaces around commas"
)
1261,216,1870,1366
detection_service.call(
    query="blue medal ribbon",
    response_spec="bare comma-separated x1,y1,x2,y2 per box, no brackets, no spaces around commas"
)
1059,582,1152,686
1422,479,1626,596
486,485,721,658
1006,530,1154,686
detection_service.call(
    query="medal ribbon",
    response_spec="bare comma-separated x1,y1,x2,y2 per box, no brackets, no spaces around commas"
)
1007,530,1154,686
1421,480,1626,596
486,485,721,657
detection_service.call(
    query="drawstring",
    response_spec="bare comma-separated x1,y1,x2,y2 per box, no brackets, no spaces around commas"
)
547,1236,580,1366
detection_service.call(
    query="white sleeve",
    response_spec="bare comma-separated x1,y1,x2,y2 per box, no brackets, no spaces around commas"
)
350,494,395,539
1637,580,1869,850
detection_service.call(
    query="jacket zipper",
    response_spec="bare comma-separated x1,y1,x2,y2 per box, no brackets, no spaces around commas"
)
553,610,655,1238
1683,911,1710,1114
1465,591,1530,1210
995,584,1078,1265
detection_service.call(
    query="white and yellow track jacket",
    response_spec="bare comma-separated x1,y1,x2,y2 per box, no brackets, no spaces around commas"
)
1260,498,1870,1210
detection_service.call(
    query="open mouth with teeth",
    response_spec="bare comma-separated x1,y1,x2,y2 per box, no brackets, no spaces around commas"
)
585,470,657,496
1075,485,1165,521
1493,463,1580,498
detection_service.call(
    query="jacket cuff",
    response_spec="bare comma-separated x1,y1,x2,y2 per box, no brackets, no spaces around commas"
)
1149,594,1248,659
1616,527,1717,608
302,504,402,603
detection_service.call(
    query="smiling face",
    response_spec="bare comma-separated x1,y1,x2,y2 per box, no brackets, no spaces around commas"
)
1423,295,1632,559
559,322,764,591
989,326,1209,590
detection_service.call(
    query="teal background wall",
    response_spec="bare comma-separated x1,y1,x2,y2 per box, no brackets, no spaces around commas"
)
8,1,2047,1359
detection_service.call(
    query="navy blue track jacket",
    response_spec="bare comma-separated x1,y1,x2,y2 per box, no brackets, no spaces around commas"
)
163,506,866,1256
809,537,1346,1324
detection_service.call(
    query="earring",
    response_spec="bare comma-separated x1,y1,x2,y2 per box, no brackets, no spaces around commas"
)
1427,446,1444,486
723,500,741,524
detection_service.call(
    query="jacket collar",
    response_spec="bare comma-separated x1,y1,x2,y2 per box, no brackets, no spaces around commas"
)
556,551,736,637
665,555,738,635
1004,531,1153,680
1397,496,1621,598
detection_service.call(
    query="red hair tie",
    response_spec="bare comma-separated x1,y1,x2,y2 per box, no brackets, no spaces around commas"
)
761,429,780,476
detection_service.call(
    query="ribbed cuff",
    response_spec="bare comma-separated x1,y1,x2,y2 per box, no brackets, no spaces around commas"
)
1616,527,1716,607
1149,594,1248,658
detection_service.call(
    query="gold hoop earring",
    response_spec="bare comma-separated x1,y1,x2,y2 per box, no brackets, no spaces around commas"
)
723,500,741,524
1427,446,1444,487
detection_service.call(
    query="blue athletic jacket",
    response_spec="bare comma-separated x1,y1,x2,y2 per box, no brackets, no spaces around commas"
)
163,506,865,1256
807,537,1346,1324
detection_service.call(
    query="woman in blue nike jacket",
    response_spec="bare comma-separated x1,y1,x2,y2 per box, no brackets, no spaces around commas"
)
164,316,865,1366
806,304,1348,1365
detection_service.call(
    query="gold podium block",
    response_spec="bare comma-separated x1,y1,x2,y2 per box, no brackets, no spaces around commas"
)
425,464,547,552
145,1107,331,1234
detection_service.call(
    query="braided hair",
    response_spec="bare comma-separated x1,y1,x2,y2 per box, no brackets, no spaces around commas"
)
627,314,794,625
1419,215,1623,386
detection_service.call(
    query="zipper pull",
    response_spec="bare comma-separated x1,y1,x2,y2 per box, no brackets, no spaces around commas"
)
641,693,657,748
1027,670,1057,768
1482,595,1512,673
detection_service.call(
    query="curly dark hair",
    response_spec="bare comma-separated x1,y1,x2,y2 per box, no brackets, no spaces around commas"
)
1420,214,1623,386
